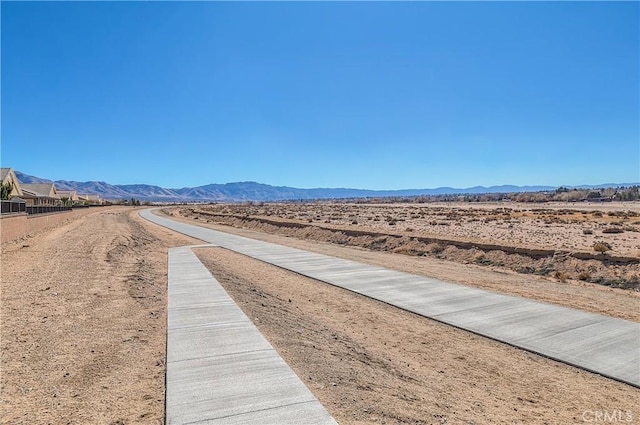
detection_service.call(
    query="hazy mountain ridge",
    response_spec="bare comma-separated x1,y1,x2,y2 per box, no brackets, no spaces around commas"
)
13,171,637,202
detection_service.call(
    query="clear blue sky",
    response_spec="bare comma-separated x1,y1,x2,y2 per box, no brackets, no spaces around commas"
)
2,1,638,190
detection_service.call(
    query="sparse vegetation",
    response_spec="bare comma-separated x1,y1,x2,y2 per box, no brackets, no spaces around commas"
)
577,271,591,281
553,271,570,282
429,243,445,255
1,181,14,200
342,185,640,204
602,227,624,234
179,201,640,290
592,241,612,253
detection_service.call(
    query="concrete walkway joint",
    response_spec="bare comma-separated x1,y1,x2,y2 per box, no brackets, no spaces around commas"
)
166,246,337,424
143,209,640,388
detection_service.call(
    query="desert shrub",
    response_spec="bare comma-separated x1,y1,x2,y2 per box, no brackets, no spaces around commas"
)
577,271,591,281
393,248,423,256
405,227,414,232
592,241,612,253
553,271,570,282
517,266,536,274
473,254,492,265
623,226,638,232
536,265,556,275
602,227,624,234
625,275,640,288
429,243,445,255
582,229,593,235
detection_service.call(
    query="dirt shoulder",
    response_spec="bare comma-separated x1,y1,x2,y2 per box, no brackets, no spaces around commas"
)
181,202,640,256
196,247,640,425
164,209,640,322
176,203,640,290
1,208,200,425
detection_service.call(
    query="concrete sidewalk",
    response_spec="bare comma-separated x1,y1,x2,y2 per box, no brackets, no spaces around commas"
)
143,209,640,388
166,246,337,424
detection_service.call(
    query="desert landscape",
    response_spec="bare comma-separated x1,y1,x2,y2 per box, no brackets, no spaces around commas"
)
175,201,640,290
4,1,638,424
1,208,200,424
2,203,639,424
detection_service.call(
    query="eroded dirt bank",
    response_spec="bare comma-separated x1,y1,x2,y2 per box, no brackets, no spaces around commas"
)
177,204,640,289
1,208,199,425
165,208,640,322
196,247,640,425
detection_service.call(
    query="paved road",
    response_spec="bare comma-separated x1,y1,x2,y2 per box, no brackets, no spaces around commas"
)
141,209,640,388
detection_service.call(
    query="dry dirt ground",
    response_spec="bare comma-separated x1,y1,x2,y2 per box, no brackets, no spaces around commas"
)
168,208,640,322
2,206,639,425
182,202,640,256
196,247,640,425
1,208,198,425
169,206,640,423
176,202,640,290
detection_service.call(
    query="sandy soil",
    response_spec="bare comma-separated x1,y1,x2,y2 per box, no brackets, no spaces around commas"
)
1,208,199,425
3,206,638,425
174,203,640,290
166,209,640,322
185,202,640,256
195,247,640,425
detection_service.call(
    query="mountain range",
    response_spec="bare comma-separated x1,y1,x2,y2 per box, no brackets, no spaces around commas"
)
14,171,637,203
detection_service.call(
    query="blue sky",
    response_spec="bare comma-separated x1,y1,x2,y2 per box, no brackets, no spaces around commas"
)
2,1,638,190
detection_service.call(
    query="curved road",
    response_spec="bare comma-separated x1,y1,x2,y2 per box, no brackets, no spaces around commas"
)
141,209,640,388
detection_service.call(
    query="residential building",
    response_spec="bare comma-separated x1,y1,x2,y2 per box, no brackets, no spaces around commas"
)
57,190,79,206
21,183,61,206
0,168,24,198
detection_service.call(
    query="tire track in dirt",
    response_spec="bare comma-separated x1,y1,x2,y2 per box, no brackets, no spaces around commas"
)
1,208,199,425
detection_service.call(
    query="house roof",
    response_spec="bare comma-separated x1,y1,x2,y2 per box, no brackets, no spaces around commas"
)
20,183,58,198
0,168,10,181
78,194,102,203
57,190,78,200
21,188,39,197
